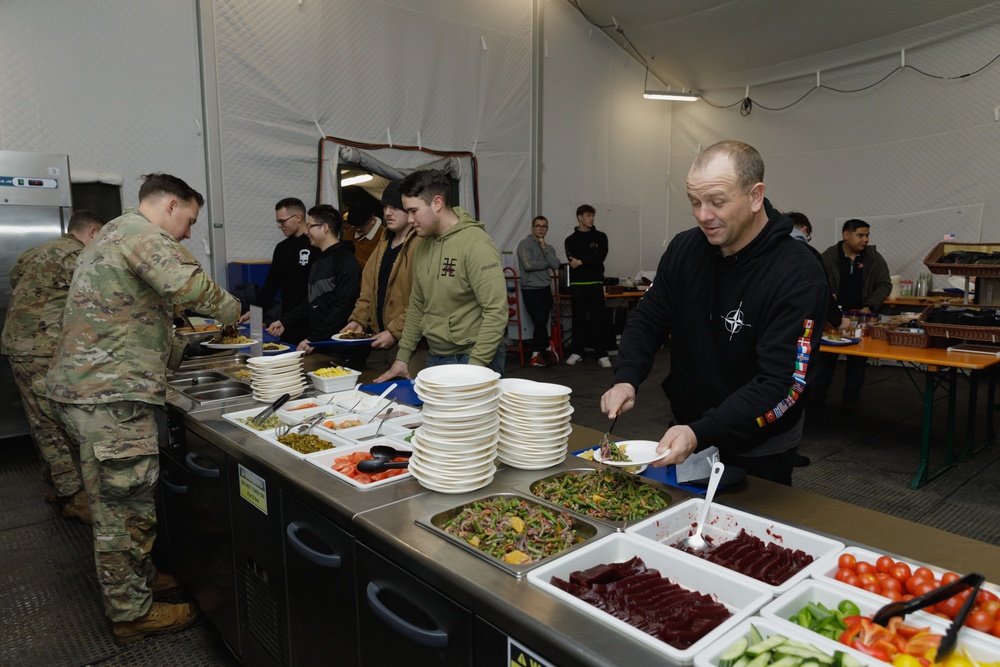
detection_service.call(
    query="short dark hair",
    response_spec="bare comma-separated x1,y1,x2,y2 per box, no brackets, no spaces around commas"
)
307,204,343,237
275,198,306,216
842,218,870,233
532,215,548,226
576,204,595,217
786,211,812,235
399,169,450,207
138,173,204,207
67,209,106,233
692,141,764,191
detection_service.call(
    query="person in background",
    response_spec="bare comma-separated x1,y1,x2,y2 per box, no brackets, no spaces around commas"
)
374,169,507,381
2,210,106,522
341,180,422,371
517,215,561,367
237,198,315,344
564,204,612,368
788,211,813,243
268,204,361,351
600,141,828,485
810,219,892,412
345,198,385,271
45,173,240,644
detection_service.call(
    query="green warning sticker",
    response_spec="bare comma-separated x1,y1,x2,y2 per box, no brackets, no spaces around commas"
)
509,638,554,667
238,464,267,515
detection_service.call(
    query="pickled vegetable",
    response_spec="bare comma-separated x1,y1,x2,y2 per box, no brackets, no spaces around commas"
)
276,432,333,454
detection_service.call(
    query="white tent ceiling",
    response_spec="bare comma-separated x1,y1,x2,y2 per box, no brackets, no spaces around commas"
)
567,0,1000,92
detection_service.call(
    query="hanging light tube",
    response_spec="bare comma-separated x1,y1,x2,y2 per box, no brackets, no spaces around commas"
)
643,65,699,101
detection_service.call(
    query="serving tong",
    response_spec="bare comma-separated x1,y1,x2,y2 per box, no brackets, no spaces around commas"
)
275,412,325,438
871,571,984,661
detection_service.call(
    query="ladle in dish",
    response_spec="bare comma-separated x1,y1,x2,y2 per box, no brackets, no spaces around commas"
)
684,460,725,550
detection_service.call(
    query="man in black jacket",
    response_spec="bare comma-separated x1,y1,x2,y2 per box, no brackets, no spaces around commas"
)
564,204,612,368
600,141,829,485
239,197,316,344
267,205,360,351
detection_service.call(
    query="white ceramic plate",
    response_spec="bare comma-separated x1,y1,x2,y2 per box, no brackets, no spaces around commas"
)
592,439,667,467
574,449,647,474
415,365,500,388
246,350,306,367
262,343,293,354
501,381,572,398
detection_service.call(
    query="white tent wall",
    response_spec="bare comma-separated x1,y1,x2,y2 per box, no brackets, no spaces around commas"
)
539,0,673,279
0,1,212,269
213,0,535,264
668,17,1000,288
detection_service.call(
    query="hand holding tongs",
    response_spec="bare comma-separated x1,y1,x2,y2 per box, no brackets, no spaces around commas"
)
871,571,984,661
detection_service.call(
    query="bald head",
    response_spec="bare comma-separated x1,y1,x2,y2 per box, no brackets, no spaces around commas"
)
689,140,764,192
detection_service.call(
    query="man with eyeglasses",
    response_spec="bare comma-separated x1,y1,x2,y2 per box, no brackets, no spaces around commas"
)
238,198,316,344
517,215,561,366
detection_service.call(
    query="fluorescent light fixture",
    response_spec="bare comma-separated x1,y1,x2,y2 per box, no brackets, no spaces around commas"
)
643,90,699,101
643,65,698,101
341,174,373,187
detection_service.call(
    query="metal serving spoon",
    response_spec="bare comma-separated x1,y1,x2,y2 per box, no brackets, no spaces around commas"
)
684,461,726,550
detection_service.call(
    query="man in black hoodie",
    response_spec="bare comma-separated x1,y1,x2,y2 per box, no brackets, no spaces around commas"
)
601,141,829,485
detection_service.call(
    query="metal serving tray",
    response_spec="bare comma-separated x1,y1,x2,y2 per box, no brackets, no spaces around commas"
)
515,467,674,531
415,492,611,578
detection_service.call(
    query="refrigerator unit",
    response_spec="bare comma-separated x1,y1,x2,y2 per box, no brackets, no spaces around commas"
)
0,150,72,439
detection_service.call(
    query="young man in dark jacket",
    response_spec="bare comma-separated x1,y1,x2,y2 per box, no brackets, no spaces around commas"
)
564,204,612,367
267,204,360,350
601,141,829,485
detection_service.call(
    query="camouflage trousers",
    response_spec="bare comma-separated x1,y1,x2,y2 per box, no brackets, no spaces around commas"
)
8,357,82,497
52,401,159,622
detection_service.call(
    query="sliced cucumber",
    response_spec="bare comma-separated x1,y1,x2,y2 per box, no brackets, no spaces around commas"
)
768,657,804,667
746,635,788,656
745,651,774,667
834,652,865,667
719,638,750,667
747,624,764,646
775,645,834,664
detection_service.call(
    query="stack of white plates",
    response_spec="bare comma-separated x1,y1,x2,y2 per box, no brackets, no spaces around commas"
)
246,351,308,401
410,365,501,493
497,379,573,469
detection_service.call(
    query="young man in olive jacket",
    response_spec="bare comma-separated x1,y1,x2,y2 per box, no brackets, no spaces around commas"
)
375,170,507,381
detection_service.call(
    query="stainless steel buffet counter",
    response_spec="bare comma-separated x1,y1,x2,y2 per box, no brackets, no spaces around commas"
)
162,351,1000,667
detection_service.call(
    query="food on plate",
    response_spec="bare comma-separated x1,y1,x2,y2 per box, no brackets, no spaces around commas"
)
716,625,864,667
236,414,283,430
338,331,373,340
314,366,353,378
322,418,363,430
276,432,333,454
531,470,670,521
176,323,220,334
833,553,1000,637
823,333,847,341
577,448,641,474
788,599,861,640
206,324,254,345
331,451,408,484
599,437,630,464
262,342,284,350
672,528,814,585
288,402,318,411
439,496,582,564
549,555,731,649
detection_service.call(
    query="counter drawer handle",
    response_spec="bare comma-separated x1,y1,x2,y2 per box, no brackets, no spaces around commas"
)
160,475,187,495
285,522,341,568
365,581,448,648
185,452,220,479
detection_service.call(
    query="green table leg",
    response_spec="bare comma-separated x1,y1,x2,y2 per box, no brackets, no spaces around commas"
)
911,370,937,489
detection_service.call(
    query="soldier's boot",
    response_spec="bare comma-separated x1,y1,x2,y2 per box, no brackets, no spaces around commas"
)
44,484,59,504
61,490,92,525
150,572,181,596
112,602,201,646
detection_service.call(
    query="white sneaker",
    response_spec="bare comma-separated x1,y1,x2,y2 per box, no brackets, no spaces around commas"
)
565,353,583,366
597,356,612,368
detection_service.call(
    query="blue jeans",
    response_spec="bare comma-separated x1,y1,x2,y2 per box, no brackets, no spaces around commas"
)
425,346,506,375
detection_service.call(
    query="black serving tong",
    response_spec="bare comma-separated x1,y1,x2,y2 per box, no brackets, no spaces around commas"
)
871,571,984,661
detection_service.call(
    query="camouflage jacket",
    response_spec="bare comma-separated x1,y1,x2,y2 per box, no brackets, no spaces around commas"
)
1,234,83,359
46,208,240,405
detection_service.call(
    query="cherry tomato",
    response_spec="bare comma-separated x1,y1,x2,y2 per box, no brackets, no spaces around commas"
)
876,556,895,573
839,553,858,570
863,582,882,595
913,566,934,580
914,581,937,598
890,563,912,583
856,561,876,576
981,599,1000,617
836,567,855,583
936,595,964,619
992,618,1000,638
901,593,914,601
881,577,903,594
977,590,1000,605
906,575,929,595
967,610,995,633
860,572,879,585
845,574,861,588
884,589,902,601
940,571,960,585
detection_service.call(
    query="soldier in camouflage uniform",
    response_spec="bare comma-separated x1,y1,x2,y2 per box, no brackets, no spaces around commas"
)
46,173,240,645
1,210,106,523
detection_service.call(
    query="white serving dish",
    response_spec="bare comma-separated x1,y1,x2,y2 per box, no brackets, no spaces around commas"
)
693,616,882,667
625,498,844,594
813,545,1000,647
527,532,772,664
221,406,296,434
312,415,367,435
306,440,413,489
256,427,346,460
761,578,1000,663
307,367,362,393
324,421,406,444
275,403,353,423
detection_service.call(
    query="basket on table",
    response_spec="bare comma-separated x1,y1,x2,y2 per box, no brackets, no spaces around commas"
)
923,242,1000,277
867,324,889,340
886,328,948,348
919,303,1000,343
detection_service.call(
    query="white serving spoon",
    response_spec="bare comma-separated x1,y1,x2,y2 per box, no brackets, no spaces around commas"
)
684,460,726,550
